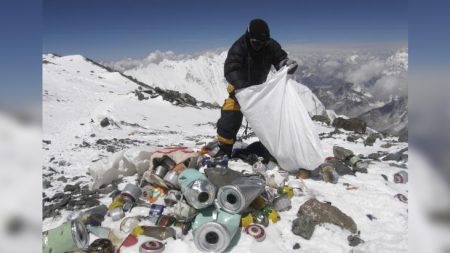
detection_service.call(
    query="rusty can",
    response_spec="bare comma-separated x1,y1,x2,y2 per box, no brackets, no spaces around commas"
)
87,238,115,253
244,224,266,242
139,240,165,253
394,171,408,184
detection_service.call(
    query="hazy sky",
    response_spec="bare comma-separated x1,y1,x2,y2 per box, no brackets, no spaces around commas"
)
43,0,408,61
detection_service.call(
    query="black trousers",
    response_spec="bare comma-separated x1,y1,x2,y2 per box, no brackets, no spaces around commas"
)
216,85,243,149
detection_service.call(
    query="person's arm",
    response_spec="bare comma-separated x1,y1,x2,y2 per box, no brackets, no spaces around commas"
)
224,42,247,90
271,40,298,74
271,40,288,70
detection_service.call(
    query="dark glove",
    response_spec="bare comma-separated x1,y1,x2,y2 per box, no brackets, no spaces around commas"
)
278,58,298,74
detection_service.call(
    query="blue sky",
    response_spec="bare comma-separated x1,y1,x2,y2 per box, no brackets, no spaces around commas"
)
43,0,408,61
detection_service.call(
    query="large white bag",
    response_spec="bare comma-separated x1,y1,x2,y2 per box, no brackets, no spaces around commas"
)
235,67,324,172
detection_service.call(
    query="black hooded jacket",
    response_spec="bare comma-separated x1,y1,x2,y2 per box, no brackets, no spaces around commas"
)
224,33,288,90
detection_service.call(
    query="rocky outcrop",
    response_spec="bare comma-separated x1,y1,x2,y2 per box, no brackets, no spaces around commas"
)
293,198,357,240
332,117,367,134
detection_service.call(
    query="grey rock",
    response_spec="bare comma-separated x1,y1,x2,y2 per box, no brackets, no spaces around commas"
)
348,234,364,247
64,184,80,193
328,159,354,176
398,128,408,142
57,176,67,183
366,214,377,221
364,133,382,146
58,160,67,166
80,141,90,147
292,216,316,240
50,192,65,201
97,184,115,194
332,117,367,134
383,152,407,162
293,243,301,250
84,199,101,208
380,143,394,148
311,115,331,125
100,117,110,127
333,146,354,161
368,151,388,161
389,163,407,169
53,195,71,209
106,145,116,153
347,134,361,142
43,180,52,189
297,199,357,234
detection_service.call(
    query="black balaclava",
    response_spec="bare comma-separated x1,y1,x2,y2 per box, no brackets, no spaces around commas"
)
247,19,270,41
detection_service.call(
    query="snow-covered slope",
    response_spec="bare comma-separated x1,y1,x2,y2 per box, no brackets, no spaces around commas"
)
43,53,220,177
43,53,408,253
109,51,329,117
123,51,228,105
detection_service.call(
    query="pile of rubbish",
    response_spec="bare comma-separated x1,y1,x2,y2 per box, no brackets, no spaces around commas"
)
43,143,407,253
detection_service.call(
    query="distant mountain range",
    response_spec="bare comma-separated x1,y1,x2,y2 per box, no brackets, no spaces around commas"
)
53,45,407,136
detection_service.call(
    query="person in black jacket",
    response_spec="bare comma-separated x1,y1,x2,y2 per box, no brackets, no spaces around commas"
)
215,18,298,157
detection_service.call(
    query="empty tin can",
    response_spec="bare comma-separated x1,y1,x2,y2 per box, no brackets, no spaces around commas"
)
139,240,165,253
87,238,115,253
192,208,241,253
122,183,142,202
178,169,216,209
244,224,266,242
149,204,165,217
156,215,176,227
394,171,408,184
216,174,265,214
43,219,90,253
395,193,408,203
163,170,180,189
109,207,125,221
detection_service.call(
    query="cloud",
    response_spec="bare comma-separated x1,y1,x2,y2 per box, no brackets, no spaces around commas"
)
286,44,408,101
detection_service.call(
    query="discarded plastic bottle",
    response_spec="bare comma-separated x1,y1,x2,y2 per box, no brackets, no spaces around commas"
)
43,219,90,253
394,171,408,184
192,207,241,253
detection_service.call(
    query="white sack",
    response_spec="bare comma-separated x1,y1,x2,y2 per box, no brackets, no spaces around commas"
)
235,67,324,172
